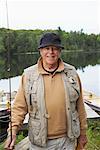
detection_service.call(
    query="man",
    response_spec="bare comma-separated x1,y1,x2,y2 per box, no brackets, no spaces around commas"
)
5,32,87,150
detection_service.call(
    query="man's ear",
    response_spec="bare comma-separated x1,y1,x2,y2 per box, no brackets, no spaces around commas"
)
39,48,42,55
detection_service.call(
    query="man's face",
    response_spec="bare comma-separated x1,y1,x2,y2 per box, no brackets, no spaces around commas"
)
40,46,61,66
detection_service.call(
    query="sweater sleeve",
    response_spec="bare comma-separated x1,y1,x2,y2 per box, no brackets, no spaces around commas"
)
76,75,88,136
7,74,28,135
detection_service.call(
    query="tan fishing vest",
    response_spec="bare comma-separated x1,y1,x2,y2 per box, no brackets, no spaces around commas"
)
24,62,80,147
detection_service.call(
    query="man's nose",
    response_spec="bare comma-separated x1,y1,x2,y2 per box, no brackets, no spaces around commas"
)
49,48,53,53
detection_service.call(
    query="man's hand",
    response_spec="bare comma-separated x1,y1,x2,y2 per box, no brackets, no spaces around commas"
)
77,135,88,150
4,134,16,150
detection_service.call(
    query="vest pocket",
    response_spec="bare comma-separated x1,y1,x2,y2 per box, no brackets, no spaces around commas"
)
29,119,41,136
68,85,79,102
66,76,80,102
71,111,80,138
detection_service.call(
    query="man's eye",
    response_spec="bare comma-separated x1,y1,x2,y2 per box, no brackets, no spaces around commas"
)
46,47,50,50
53,48,58,50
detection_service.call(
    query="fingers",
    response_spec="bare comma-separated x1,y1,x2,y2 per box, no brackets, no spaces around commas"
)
4,136,11,149
4,135,16,150
9,139,15,150
79,142,84,149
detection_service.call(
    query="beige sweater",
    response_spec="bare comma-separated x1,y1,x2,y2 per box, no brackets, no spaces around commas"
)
8,58,87,139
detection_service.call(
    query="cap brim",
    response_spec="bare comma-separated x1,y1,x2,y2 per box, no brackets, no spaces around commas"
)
38,43,64,49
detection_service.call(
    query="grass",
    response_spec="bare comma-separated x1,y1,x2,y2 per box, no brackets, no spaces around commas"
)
0,130,27,150
85,118,100,150
0,119,100,150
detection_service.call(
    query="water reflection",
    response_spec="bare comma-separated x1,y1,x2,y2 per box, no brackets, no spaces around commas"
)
77,64,100,96
0,64,100,96
61,51,100,69
0,51,100,96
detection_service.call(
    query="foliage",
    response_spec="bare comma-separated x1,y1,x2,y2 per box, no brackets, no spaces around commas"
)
86,119,100,150
0,28,100,79
16,132,25,144
0,130,27,150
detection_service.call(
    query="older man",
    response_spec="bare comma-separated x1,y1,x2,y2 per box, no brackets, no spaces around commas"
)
5,32,87,150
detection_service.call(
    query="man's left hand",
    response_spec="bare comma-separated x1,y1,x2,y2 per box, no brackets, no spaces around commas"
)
77,135,88,149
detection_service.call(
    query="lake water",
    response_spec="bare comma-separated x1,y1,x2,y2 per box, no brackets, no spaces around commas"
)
0,64,100,96
77,64,100,96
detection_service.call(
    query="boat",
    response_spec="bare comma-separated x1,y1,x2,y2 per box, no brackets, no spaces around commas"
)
0,108,10,142
0,91,16,142
83,90,100,115
0,90,29,142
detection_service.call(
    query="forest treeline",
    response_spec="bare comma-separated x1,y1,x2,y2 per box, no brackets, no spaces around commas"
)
0,27,100,79
0,27,100,53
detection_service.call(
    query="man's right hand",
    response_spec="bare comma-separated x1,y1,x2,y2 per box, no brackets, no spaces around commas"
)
4,134,16,150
